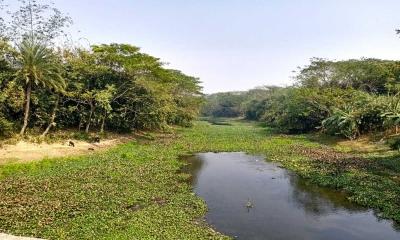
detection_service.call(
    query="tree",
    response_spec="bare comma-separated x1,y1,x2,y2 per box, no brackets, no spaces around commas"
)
165,69,203,126
0,40,18,137
295,58,398,94
201,92,246,118
0,0,6,41
0,0,71,135
1,3,203,137
62,48,118,133
15,36,65,135
2,0,72,43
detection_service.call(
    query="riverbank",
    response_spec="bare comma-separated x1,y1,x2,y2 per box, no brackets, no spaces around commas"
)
0,120,399,239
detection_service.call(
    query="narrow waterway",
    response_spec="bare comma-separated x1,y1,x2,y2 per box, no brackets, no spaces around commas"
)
183,152,400,240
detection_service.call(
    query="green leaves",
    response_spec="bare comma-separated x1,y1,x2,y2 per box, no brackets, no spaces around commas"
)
60,43,202,133
15,36,65,92
296,58,398,94
322,106,361,140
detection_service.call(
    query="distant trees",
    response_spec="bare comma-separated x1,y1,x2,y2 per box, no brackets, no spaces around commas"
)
201,92,246,118
296,58,400,94
202,58,400,139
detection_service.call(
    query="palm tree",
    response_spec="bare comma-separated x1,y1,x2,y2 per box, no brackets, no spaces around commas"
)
15,36,65,135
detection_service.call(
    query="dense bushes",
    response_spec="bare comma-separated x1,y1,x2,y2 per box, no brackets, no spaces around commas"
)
387,136,400,150
0,117,13,137
247,87,387,136
262,88,332,133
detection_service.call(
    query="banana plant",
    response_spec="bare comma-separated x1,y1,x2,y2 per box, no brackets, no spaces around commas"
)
381,95,400,134
322,106,361,140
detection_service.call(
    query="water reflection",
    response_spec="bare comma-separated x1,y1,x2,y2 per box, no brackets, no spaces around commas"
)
288,172,363,216
182,152,400,240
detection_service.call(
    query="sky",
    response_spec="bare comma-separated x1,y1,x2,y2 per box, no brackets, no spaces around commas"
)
16,0,400,93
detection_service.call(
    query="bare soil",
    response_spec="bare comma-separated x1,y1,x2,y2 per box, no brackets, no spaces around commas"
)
0,138,129,165
0,233,42,240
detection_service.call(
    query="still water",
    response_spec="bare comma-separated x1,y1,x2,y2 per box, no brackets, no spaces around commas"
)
183,152,400,240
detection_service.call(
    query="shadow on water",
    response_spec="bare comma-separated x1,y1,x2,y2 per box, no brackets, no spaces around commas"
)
181,152,400,240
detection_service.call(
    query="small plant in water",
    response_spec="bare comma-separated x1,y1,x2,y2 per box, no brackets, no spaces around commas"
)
246,198,254,210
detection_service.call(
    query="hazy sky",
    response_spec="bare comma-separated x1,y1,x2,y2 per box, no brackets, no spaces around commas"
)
32,1,400,92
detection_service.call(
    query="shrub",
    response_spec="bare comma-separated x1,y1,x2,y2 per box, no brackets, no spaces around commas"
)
322,107,361,140
263,88,331,133
387,136,400,150
0,117,14,137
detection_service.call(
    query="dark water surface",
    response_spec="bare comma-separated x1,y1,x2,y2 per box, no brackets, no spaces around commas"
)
183,152,400,240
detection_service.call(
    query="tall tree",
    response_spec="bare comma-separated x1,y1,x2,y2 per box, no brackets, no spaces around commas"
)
15,37,65,135
1,0,71,135
2,0,72,43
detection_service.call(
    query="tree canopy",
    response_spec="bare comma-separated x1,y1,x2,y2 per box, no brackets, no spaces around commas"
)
0,1,203,138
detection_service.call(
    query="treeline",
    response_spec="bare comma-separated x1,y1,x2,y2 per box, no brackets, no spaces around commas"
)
0,1,202,138
202,58,400,140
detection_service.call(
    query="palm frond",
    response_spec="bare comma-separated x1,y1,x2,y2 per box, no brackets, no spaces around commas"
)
15,36,65,93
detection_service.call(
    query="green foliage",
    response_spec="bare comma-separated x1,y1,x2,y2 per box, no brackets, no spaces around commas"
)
15,37,65,91
320,91,386,139
322,107,361,140
0,40,202,137
201,58,400,139
242,87,281,120
386,136,400,150
201,92,246,118
13,36,66,135
0,2,202,138
262,88,332,133
381,94,400,131
296,58,400,94
58,45,203,133
0,116,13,137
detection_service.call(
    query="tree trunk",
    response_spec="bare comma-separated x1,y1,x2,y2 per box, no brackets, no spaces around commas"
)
20,82,32,135
41,95,60,137
78,117,82,131
85,102,95,133
78,108,83,131
100,109,107,134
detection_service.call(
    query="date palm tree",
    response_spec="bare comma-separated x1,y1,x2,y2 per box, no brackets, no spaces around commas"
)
15,36,65,135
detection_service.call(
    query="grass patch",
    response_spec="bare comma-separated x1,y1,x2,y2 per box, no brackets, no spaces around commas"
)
0,120,400,239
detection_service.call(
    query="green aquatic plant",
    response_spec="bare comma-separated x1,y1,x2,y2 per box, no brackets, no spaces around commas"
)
0,120,399,239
